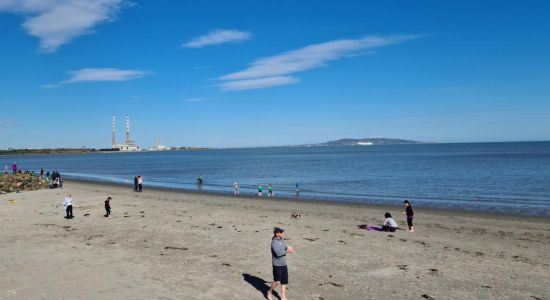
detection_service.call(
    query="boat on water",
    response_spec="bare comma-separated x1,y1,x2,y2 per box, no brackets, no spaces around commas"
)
356,142,374,146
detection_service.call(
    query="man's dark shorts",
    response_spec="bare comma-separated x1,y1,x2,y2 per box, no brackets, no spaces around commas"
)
273,265,288,285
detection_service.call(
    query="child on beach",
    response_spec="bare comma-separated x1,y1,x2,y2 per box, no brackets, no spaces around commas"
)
403,200,414,232
104,197,112,218
268,184,274,198
258,184,263,198
382,212,399,232
233,182,240,195
63,194,74,219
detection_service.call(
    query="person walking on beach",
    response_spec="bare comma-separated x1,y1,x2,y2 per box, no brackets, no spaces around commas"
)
403,200,414,232
63,193,74,219
133,176,139,192
104,196,112,218
137,176,143,192
267,227,295,300
258,184,264,198
268,184,274,198
295,182,300,196
3,165,8,174
233,182,240,196
12,162,17,175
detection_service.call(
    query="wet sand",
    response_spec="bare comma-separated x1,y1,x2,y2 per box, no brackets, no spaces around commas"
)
0,180,549,299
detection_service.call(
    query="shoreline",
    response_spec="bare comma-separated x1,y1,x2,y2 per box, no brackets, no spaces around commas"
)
67,178,550,222
1,179,549,299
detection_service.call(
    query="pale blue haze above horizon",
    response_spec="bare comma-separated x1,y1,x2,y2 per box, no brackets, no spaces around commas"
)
0,0,549,148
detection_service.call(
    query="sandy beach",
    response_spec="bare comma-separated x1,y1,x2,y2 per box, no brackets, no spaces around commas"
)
0,180,548,300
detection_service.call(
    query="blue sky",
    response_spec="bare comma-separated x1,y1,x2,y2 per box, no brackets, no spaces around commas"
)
0,0,549,148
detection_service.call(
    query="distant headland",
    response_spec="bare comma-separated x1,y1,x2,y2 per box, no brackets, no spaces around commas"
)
303,138,428,147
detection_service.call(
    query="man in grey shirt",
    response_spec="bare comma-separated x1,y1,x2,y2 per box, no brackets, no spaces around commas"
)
268,227,295,300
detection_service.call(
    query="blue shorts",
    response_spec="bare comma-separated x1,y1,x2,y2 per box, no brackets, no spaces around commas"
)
273,265,288,285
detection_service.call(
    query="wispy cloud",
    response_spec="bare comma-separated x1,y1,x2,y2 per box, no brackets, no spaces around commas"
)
62,68,149,83
220,76,300,91
0,0,128,53
181,97,208,103
43,68,149,87
219,35,422,91
183,29,251,48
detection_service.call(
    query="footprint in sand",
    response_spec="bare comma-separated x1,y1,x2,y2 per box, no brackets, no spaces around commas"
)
421,294,435,300
397,265,408,271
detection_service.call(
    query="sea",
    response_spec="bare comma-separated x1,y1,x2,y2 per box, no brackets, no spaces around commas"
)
2,142,550,217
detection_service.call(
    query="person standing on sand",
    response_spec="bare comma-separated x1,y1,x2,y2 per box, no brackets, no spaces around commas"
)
3,165,7,174
133,176,138,192
12,162,17,174
258,184,264,198
104,197,112,218
233,182,240,195
138,176,143,192
63,194,74,219
268,184,274,198
403,200,414,232
267,227,295,300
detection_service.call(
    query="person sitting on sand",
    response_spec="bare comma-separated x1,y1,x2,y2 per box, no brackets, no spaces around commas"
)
403,200,414,232
104,197,112,218
381,212,399,232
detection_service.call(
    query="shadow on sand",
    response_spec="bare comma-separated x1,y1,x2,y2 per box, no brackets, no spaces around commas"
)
242,273,279,299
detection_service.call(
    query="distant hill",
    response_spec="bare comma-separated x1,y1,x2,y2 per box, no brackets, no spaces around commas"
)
308,138,426,146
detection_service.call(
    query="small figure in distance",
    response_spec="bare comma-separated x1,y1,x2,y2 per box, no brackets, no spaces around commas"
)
381,212,399,232
258,184,263,198
104,196,112,218
63,193,74,219
133,176,138,192
403,200,414,232
295,182,300,197
197,175,203,190
137,176,143,192
197,174,203,185
268,184,274,198
233,182,240,196
267,227,295,300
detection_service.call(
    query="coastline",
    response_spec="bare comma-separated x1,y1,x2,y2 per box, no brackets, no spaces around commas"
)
1,179,549,299
68,178,550,222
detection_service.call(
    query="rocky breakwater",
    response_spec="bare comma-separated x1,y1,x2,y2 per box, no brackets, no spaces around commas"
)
0,174,49,194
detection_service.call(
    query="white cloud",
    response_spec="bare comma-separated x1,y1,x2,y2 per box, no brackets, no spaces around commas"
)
42,68,149,86
0,0,127,53
220,76,300,91
219,35,421,90
183,29,251,48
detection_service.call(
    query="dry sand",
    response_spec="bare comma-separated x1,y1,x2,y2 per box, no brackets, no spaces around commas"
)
0,180,549,299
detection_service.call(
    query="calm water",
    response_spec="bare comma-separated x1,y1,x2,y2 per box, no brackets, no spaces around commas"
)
3,142,550,216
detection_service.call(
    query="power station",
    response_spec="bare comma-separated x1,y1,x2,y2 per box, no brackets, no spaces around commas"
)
112,114,139,151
